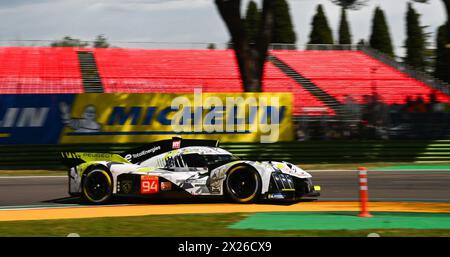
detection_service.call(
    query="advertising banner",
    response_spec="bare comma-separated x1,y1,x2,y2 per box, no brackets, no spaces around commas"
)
0,92,293,144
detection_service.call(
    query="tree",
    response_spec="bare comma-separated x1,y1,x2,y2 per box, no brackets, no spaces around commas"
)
207,43,216,50
330,0,368,10
369,7,395,57
272,0,296,44
414,0,450,28
50,36,89,47
93,34,110,48
331,1,361,45
244,0,261,44
339,0,449,80
435,23,449,82
403,0,450,83
404,2,426,70
422,27,435,74
308,5,334,44
357,39,367,47
443,0,450,81
338,7,352,44
215,0,275,92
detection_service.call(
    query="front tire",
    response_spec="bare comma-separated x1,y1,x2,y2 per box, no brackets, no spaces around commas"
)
81,168,113,204
225,165,261,203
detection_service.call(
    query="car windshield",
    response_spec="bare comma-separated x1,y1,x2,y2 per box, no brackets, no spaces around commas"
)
202,154,240,167
182,154,239,169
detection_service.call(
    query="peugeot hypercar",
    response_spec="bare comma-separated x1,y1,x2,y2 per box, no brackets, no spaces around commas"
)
62,138,320,204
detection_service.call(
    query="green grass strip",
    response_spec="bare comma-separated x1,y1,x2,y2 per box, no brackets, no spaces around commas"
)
229,212,450,230
0,212,450,236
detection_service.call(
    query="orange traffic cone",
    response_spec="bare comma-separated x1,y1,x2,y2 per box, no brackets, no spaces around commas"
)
358,167,372,218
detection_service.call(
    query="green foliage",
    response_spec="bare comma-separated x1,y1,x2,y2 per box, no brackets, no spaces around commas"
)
244,0,261,44
50,36,89,48
207,43,216,50
272,0,296,44
308,5,334,44
244,0,296,45
338,7,352,44
435,23,449,83
421,27,436,74
357,39,367,46
404,3,426,71
330,0,368,10
369,7,394,57
93,35,110,48
51,35,110,48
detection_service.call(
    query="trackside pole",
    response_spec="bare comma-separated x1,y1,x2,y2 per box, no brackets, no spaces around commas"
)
358,167,372,218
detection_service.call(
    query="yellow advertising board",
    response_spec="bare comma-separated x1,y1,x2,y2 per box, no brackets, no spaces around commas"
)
59,92,293,143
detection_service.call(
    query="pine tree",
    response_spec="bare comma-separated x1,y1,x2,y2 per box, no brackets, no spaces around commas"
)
404,3,425,70
338,7,352,44
93,35,110,48
244,0,260,44
421,27,434,74
308,5,334,44
357,39,366,47
369,7,394,57
330,0,368,10
435,23,449,83
207,43,216,50
272,0,296,44
50,36,89,48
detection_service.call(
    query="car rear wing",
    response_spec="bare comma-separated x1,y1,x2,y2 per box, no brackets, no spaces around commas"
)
60,152,130,168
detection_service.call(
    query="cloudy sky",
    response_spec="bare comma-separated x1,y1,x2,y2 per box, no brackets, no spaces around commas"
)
0,0,446,56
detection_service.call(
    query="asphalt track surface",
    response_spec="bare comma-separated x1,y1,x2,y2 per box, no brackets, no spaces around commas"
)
0,170,449,207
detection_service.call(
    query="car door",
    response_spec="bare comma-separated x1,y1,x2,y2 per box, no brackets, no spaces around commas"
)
177,153,211,195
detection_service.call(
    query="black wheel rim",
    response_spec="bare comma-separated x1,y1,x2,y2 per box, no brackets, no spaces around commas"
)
84,171,111,202
228,168,258,200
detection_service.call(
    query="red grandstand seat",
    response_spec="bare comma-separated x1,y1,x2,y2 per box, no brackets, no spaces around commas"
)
271,50,450,105
0,47,83,94
94,49,332,116
4,47,443,117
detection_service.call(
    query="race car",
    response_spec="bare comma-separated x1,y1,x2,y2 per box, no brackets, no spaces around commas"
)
61,137,320,204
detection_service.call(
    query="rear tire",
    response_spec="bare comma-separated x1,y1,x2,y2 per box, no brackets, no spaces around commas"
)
81,168,113,204
225,166,261,203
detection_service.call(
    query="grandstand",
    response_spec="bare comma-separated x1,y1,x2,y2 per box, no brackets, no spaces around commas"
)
0,46,448,116
271,50,450,105
0,47,83,94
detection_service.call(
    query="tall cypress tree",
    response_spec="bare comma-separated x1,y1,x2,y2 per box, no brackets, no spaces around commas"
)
369,7,394,57
244,0,260,44
338,7,352,44
404,2,426,71
435,23,449,83
93,35,110,48
272,0,296,44
308,4,334,44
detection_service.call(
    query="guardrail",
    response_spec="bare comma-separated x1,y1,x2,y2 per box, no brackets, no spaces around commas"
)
1,140,449,169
